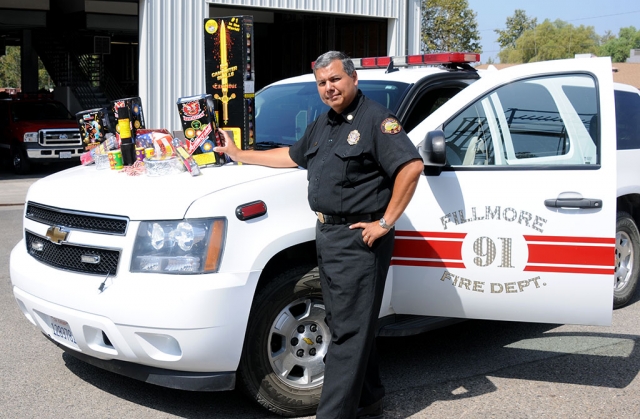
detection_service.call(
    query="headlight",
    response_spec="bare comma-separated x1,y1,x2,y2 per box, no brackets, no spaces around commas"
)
24,132,38,143
131,218,226,274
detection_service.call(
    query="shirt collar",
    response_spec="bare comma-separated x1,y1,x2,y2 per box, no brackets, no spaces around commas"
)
327,90,364,125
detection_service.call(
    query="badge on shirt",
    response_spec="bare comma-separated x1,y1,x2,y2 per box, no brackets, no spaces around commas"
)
347,130,360,145
381,118,402,134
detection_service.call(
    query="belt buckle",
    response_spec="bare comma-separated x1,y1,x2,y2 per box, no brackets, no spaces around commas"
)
317,212,325,223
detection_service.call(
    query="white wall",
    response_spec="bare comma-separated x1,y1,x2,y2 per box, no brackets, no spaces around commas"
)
139,0,421,130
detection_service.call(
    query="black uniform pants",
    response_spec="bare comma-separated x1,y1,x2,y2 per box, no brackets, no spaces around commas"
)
315,221,394,419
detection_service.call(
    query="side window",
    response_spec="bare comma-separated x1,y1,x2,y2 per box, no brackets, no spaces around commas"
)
614,90,640,150
443,74,598,167
404,87,463,133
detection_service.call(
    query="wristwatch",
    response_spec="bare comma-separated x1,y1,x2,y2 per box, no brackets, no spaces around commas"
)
379,217,394,230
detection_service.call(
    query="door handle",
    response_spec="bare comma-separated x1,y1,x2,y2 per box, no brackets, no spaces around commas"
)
544,198,602,209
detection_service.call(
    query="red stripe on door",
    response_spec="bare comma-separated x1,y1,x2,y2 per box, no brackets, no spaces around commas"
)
526,243,614,266
524,265,615,275
393,237,463,260
524,235,616,244
396,231,467,239
391,259,466,268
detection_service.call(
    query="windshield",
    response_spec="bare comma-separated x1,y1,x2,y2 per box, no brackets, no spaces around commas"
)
254,80,410,147
11,101,74,122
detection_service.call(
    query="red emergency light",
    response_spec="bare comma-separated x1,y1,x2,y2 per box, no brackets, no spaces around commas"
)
360,56,392,68
10,92,54,100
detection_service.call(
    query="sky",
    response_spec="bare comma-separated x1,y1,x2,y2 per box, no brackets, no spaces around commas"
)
467,0,640,63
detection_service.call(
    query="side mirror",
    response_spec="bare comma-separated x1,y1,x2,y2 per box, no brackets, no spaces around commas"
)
418,129,447,175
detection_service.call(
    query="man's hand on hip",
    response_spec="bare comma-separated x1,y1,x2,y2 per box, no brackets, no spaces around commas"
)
350,221,390,248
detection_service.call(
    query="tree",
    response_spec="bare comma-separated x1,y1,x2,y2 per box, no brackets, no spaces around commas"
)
0,46,21,88
495,9,537,49
0,46,54,90
422,0,482,53
498,19,600,63
599,26,640,62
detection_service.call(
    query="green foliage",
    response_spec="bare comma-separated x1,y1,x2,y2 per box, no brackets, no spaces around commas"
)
599,26,640,62
422,0,482,53
0,46,21,88
498,19,600,63
0,46,54,90
495,9,537,49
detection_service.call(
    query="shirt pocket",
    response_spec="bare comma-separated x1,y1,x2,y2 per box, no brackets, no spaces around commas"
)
303,143,321,180
332,143,368,185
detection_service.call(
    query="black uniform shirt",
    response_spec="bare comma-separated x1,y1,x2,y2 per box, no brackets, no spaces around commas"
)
289,90,422,215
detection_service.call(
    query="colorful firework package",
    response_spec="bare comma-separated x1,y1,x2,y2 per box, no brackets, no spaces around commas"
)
203,16,255,151
111,97,146,141
176,93,225,167
76,108,112,152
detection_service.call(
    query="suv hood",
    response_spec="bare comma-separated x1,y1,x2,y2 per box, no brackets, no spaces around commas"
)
26,163,299,220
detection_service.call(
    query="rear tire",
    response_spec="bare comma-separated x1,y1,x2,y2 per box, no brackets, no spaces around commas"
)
238,264,327,417
614,211,640,308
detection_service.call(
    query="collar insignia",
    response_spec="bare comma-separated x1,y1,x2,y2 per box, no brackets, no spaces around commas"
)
381,118,402,134
347,130,360,145
347,114,354,121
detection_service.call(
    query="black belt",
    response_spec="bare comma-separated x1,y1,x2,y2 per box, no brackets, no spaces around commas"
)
317,212,384,225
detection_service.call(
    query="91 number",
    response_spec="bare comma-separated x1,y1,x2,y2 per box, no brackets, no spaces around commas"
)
473,236,514,268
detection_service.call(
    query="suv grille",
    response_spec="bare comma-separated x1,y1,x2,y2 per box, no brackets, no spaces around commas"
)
40,129,82,147
26,202,128,235
26,231,120,276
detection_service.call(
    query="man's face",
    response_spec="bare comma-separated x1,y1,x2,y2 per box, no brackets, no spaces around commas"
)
314,59,358,114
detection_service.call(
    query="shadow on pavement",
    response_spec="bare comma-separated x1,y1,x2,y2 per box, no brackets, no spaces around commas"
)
56,316,640,418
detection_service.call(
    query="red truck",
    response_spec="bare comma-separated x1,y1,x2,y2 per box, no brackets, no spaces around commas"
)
0,93,82,174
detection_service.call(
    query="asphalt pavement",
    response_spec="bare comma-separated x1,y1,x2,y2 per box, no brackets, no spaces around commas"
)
0,162,75,206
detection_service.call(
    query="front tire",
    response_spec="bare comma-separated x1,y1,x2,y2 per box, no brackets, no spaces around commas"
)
11,144,30,175
614,211,640,308
238,265,327,417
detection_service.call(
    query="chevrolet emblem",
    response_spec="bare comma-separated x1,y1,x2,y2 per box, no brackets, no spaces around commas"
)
46,226,68,244
302,337,314,346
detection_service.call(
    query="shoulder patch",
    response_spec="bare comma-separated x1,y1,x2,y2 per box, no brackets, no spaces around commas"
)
381,118,402,134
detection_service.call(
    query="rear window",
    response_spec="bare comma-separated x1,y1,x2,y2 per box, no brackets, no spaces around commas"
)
614,90,640,150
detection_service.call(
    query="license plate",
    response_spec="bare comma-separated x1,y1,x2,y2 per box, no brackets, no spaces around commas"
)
50,316,78,348
59,151,72,159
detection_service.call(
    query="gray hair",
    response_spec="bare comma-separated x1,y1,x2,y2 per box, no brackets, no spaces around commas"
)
313,51,355,76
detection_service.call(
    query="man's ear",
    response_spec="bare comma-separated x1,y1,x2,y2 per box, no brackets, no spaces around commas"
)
352,70,358,86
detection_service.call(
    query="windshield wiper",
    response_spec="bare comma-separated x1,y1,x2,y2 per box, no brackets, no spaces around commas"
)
254,141,291,150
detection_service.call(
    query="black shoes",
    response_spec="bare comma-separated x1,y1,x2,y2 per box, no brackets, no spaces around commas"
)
356,399,384,418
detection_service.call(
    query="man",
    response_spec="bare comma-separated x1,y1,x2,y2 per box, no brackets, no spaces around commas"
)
215,51,423,418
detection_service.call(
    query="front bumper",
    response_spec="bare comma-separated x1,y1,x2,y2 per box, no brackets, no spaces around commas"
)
11,241,260,389
25,144,83,161
45,334,235,391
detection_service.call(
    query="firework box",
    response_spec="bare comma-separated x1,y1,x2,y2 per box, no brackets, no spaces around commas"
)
76,108,111,152
111,97,146,140
176,93,224,166
203,15,255,150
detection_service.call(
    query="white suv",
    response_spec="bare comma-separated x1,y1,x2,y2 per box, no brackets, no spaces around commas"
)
10,54,640,417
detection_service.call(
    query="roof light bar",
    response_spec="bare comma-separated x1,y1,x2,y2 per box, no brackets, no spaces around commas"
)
312,52,480,70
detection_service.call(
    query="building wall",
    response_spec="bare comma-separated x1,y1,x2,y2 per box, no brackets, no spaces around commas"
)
139,0,420,130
